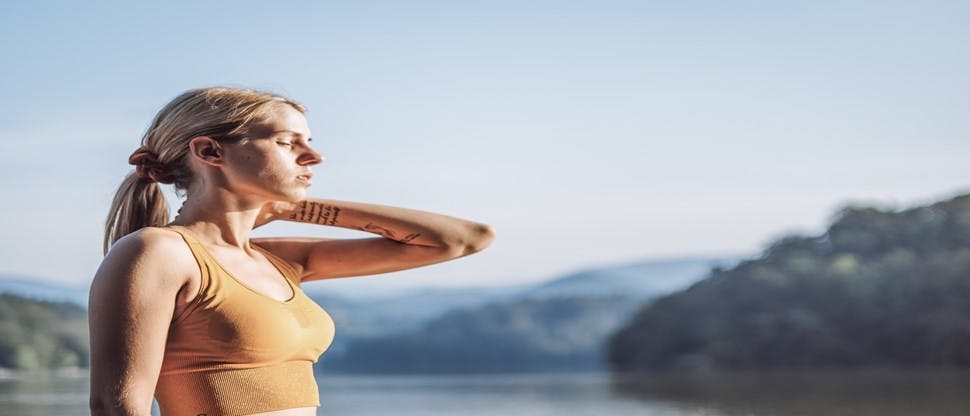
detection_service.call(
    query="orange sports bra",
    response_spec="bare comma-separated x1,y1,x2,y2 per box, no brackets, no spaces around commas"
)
154,227,336,416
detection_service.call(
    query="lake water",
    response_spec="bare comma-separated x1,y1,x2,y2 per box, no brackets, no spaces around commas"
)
3,369,970,415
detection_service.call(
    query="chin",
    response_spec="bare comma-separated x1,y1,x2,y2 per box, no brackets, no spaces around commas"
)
282,189,308,202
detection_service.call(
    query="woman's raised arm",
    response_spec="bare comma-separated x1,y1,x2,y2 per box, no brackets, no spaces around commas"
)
252,198,495,282
88,228,190,415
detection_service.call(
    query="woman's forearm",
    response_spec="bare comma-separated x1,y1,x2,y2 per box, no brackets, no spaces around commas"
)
275,198,495,252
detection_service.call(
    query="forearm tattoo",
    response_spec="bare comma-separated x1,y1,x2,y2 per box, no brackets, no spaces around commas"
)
290,201,422,243
291,201,341,225
363,223,396,239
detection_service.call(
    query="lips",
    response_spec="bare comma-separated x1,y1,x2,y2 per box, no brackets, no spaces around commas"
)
297,172,313,185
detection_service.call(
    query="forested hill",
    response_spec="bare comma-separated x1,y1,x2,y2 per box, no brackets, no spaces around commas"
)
609,193,970,373
324,295,644,373
0,294,88,370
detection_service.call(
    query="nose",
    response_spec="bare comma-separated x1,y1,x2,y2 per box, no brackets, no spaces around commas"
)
299,147,324,166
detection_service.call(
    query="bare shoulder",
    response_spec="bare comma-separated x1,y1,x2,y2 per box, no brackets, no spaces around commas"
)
104,227,194,269
93,227,196,297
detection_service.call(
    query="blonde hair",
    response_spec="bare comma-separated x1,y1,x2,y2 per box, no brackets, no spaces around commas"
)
103,86,306,254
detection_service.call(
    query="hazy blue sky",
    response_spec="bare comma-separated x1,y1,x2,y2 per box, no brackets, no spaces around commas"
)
1,1,967,294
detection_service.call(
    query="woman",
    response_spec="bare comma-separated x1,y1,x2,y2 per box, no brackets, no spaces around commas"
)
88,87,495,415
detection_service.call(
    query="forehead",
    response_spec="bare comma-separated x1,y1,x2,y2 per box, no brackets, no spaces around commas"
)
249,104,311,138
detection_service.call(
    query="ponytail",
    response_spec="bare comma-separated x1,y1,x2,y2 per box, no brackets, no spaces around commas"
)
102,172,170,254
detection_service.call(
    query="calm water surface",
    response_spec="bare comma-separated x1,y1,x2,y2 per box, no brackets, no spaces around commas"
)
2,369,969,415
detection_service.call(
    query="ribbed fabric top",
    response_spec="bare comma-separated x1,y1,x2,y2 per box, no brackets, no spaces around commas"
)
154,227,335,416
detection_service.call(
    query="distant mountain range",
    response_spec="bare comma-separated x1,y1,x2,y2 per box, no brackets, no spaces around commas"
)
519,257,738,300
305,257,736,340
307,256,737,355
316,256,737,373
0,275,90,306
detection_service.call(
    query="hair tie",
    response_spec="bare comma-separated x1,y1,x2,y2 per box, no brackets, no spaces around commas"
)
128,149,175,184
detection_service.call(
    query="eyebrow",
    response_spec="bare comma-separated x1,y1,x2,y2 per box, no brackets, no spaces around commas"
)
274,130,313,141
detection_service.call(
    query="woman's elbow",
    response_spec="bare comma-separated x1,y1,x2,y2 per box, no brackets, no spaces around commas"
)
462,223,496,255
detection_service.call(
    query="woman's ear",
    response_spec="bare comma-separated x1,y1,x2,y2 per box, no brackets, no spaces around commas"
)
188,136,224,166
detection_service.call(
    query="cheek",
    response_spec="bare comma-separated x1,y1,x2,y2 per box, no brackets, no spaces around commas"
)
232,151,271,172
252,157,292,181
226,146,292,183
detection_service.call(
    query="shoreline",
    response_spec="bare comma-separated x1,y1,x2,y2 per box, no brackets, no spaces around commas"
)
0,366,87,380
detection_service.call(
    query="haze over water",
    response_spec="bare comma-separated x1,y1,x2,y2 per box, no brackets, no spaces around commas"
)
4,370,970,416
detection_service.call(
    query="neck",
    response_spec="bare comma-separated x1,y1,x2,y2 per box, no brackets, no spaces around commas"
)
167,188,266,249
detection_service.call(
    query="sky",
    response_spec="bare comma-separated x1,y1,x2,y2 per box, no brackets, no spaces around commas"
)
0,1,967,295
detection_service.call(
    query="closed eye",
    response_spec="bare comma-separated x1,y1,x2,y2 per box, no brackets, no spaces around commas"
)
277,141,293,147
